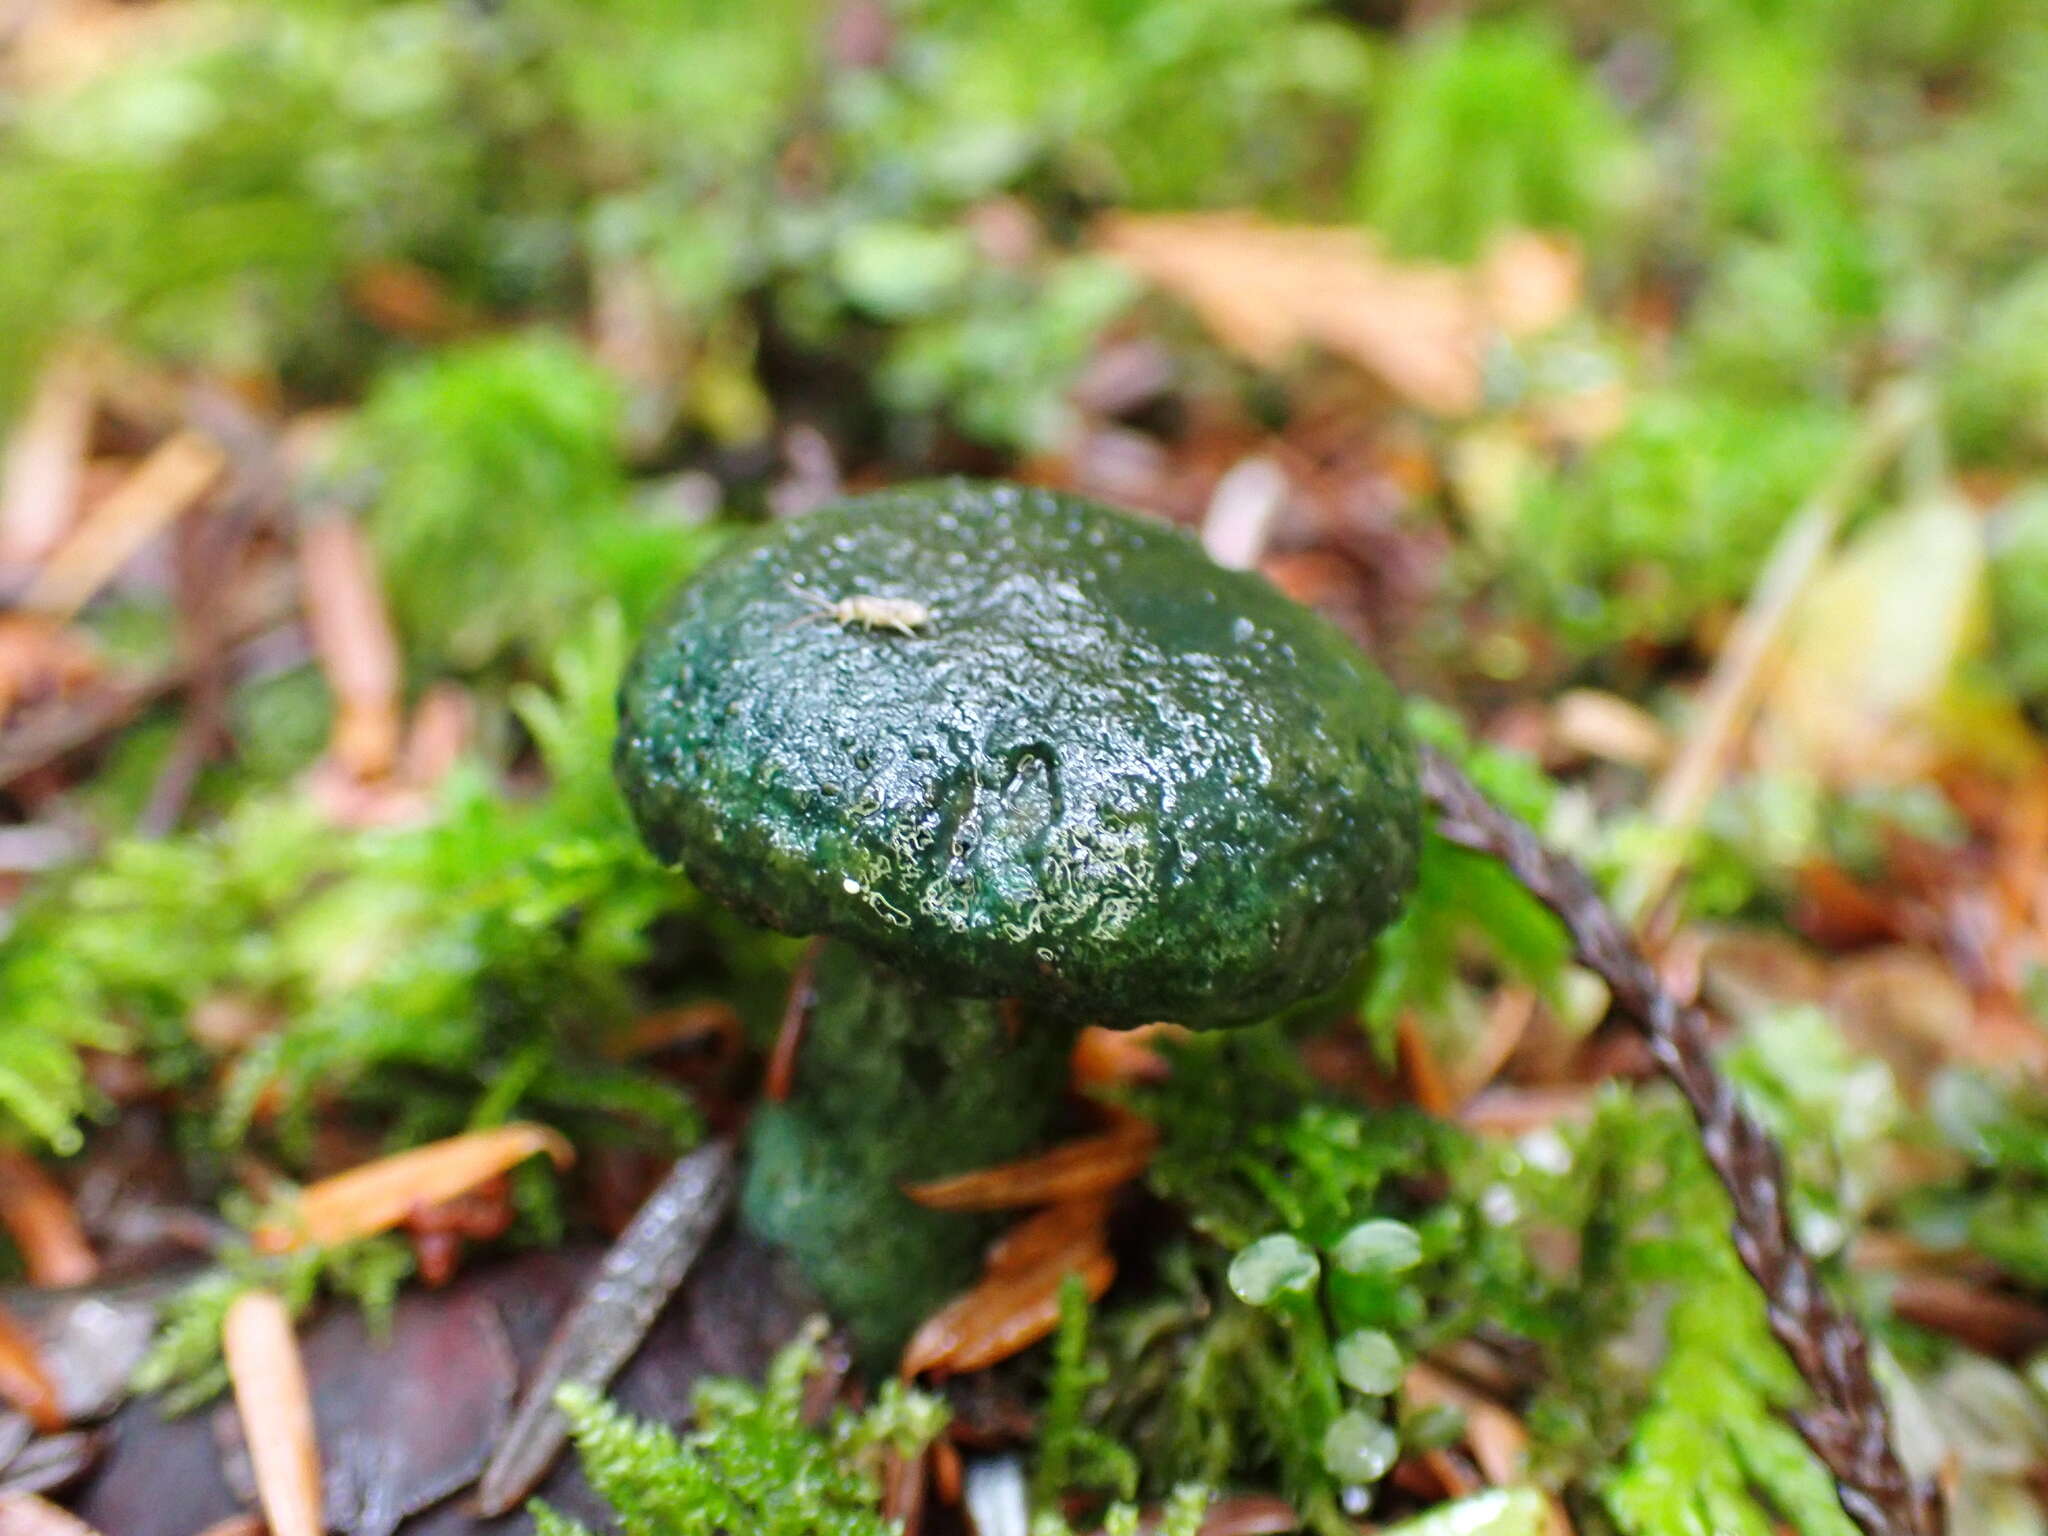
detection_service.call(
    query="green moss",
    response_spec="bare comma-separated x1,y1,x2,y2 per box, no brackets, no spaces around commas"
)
540,1321,947,1536
1509,390,1853,651
132,1235,415,1415
1035,1273,1140,1506
1356,18,1643,262
348,333,720,672
0,610,746,1166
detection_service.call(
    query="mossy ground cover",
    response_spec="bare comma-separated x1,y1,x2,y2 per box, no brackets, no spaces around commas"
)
7,2,2048,1532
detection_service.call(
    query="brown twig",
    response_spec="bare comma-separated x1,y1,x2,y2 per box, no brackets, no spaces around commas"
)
1417,744,1941,1536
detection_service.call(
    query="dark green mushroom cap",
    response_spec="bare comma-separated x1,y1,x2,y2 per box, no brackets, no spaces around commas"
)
616,480,1420,1028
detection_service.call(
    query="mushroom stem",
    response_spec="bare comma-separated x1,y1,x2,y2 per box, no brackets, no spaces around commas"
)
740,941,1076,1363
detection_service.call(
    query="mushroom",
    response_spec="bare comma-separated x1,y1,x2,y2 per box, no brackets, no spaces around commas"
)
614,480,1421,1359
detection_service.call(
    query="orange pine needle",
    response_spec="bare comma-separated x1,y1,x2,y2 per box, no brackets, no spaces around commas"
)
1396,1012,1455,1117
903,1123,1156,1212
0,1301,62,1432
984,1196,1113,1275
299,515,402,782
900,1248,1114,1379
612,1001,744,1063
0,1149,97,1287
765,941,824,1103
1069,1023,1184,1094
251,1124,572,1254
223,1289,323,1536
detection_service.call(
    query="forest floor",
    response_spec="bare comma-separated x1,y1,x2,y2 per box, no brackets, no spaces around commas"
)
5,2,2048,1534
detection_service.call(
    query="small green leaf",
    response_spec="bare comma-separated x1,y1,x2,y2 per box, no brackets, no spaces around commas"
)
1378,1488,1549,1536
1227,1234,1320,1306
1320,1407,1398,1484
1334,1329,1405,1396
1333,1218,1423,1276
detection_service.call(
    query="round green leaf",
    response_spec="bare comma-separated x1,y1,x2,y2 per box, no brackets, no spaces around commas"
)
1227,1233,1320,1306
1333,1217,1423,1275
1335,1328,1405,1396
1321,1407,1399,1484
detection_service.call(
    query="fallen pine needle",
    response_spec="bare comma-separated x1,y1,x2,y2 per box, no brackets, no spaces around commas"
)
903,1122,1155,1211
901,1247,1113,1379
984,1197,1113,1276
1396,1012,1456,1117
223,1289,322,1536
251,1123,571,1254
0,1493,105,1536
298,514,402,781
0,1302,61,1432
0,1150,98,1288
0,350,93,569
1403,1362,1528,1487
20,432,227,621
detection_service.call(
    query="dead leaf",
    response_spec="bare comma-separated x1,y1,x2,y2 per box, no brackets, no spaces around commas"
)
222,1290,321,1536
1757,492,1988,785
1826,947,1973,1098
1397,1012,1455,1117
1549,689,1669,770
251,1125,572,1254
1200,457,1289,572
1886,1272,2048,1358
1,0,221,95
1187,1495,1301,1536
215,1279,518,1536
20,433,226,621
1479,232,1583,339
1069,1022,1183,1094
345,263,464,340
1617,382,1928,918
1098,213,1491,415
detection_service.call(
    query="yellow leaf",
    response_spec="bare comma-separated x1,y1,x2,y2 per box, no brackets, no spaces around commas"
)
1757,493,1989,785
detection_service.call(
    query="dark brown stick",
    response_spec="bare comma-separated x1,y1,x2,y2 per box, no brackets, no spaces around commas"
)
1417,744,1942,1536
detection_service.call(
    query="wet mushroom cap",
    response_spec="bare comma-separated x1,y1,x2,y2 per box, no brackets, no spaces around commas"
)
616,480,1421,1027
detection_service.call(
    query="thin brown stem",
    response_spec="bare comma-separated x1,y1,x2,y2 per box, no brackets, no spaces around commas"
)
1418,744,1942,1536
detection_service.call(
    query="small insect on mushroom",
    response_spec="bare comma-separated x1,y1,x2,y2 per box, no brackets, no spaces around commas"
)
786,580,932,636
